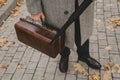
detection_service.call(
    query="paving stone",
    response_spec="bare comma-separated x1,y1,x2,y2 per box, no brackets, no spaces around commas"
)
99,45,107,49
116,34,120,42
115,28,120,34
109,45,119,54
7,47,18,53
5,62,18,73
26,62,38,70
22,74,33,80
7,33,16,42
5,53,15,57
1,73,12,80
33,67,45,78
0,68,6,77
20,57,31,69
98,39,107,46
12,52,24,62
96,9,104,15
97,22,105,32
32,75,44,80
100,58,109,70
0,57,12,66
89,35,98,41
107,37,117,45
98,32,107,40
77,78,88,80
0,51,6,61
30,51,41,62
46,61,57,74
23,47,34,58
25,69,35,74
66,74,76,80
13,51,24,59
17,46,27,52
49,55,60,62
54,67,66,80
38,57,49,68
89,43,99,53
44,72,55,80
66,62,77,75
113,73,120,78
110,55,120,64
104,12,112,18
106,30,115,37
112,78,120,80
90,52,99,60
97,2,104,9
99,49,109,58
12,69,25,80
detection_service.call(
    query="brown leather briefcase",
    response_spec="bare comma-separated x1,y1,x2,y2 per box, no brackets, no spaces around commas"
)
15,18,65,58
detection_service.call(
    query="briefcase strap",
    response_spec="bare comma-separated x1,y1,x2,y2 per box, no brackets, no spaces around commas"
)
50,0,93,44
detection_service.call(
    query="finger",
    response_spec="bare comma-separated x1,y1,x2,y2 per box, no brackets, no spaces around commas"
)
40,15,45,21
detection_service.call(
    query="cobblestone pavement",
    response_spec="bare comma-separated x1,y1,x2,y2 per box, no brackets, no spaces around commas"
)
0,0,120,80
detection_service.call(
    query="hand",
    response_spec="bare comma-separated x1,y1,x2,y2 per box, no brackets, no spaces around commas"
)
30,12,45,21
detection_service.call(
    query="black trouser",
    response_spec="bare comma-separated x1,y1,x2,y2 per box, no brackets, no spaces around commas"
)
60,0,90,58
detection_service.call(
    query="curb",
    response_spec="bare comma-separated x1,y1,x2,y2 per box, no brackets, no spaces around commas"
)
0,0,19,25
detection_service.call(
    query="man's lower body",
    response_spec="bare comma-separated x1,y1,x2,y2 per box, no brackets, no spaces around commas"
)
59,39,101,73
59,18,101,73
59,0,101,73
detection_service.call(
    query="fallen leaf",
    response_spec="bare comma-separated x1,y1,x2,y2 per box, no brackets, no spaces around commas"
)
103,71,110,80
106,25,115,31
108,61,114,68
0,0,7,8
104,64,111,71
0,25,3,30
17,64,23,69
114,64,120,73
74,63,88,76
105,46,112,51
8,44,14,49
7,42,15,49
0,37,8,47
1,64,7,68
89,72,100,80
10,0,24,16
107,18,120,30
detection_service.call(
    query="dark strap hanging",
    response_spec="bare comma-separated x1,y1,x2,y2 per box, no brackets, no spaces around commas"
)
50,0,93,44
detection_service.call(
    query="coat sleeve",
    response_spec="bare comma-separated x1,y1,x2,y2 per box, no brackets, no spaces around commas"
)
26,0,43,14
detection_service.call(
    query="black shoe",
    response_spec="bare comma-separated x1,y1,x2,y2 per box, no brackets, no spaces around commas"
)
78,56,101,70
59,56,69,73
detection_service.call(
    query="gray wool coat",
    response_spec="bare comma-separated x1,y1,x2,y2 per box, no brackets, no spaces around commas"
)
26,0,94,50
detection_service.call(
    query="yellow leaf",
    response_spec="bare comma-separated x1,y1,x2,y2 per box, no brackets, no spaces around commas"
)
0,0,7,8
1,64,7,68
114,64,120,73
0,37,8,47
89,72,100,80
17,64,23,69
103,71,110,80
0,25,3,30
105,46,112,51
108,61,115,68
74,63,88,76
